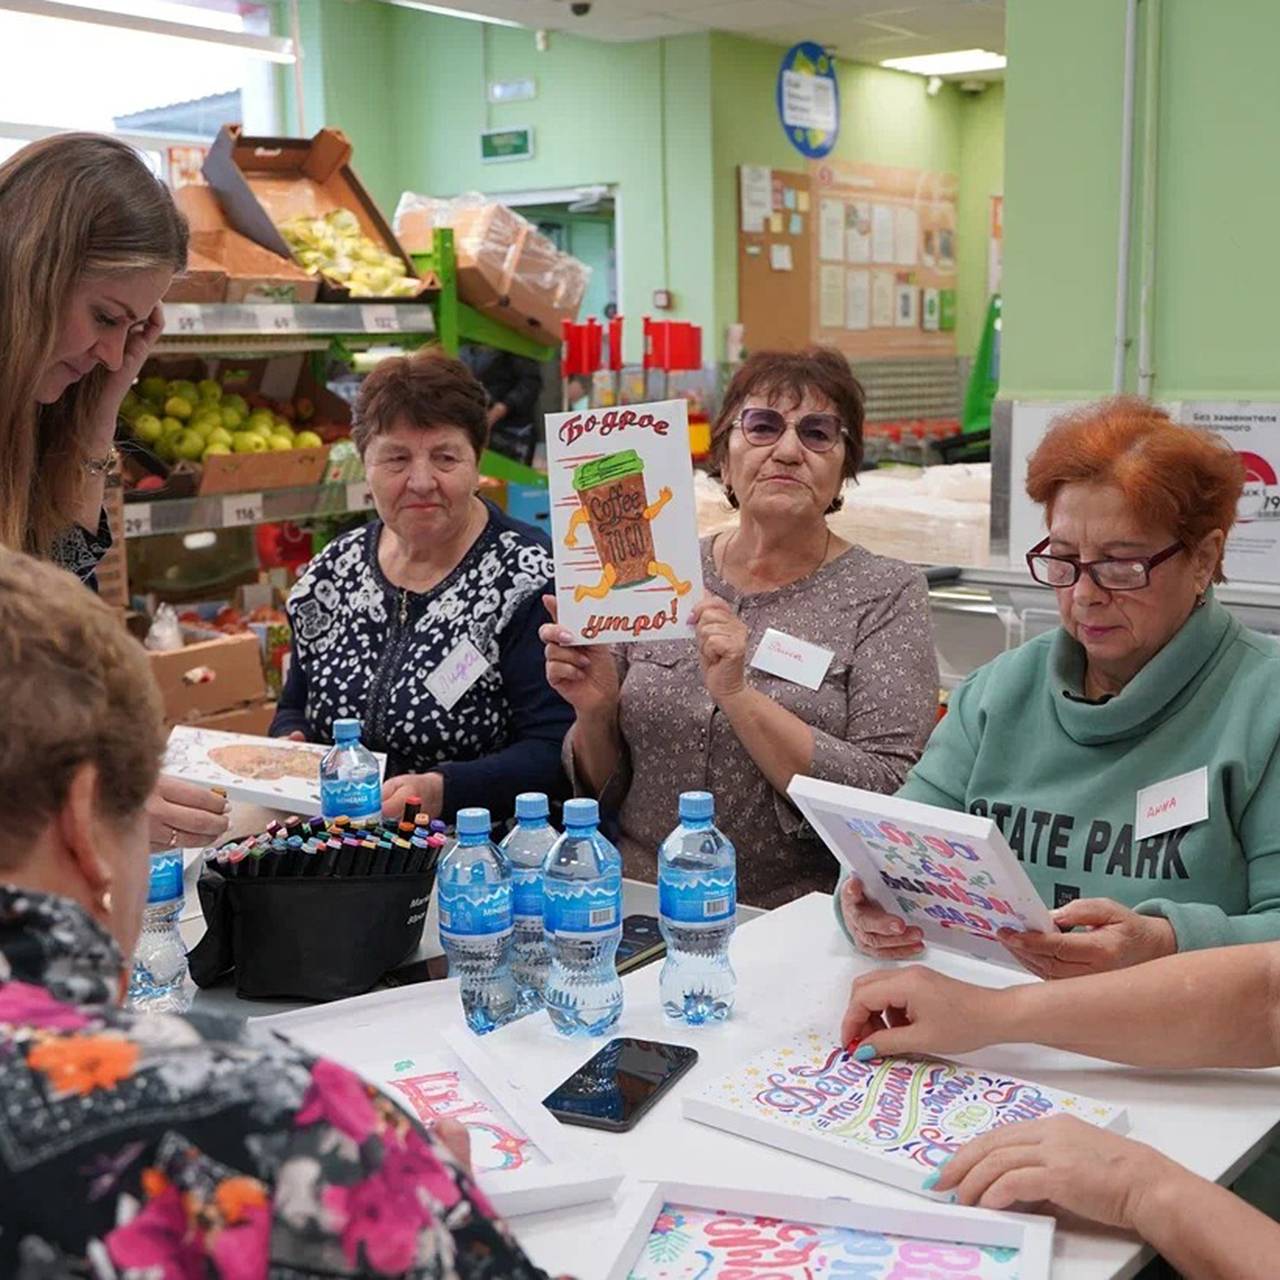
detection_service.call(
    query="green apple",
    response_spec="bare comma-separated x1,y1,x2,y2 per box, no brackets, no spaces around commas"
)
139,376,168,403
161,416,184,436
232,432,268,454
119,390,144,422
201,442,232,460
168,379,199,402
173,429,206,461
197,379,223,402
222,393,249,416
248,409,276,432
220,406,245,432
133,413,164,444
267,433,294,452
293,430,324,449
163,395,193,420
206,426,234,449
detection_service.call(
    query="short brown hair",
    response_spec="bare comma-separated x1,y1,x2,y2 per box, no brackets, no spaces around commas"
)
709,347,865,504
0,552,164,862
352,349,489,458
1026,397,1246,584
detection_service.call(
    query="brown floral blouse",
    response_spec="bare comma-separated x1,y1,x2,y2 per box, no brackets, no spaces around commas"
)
568,537,940,908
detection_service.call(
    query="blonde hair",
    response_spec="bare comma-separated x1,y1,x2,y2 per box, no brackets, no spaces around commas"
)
0,134,187,557
0,551,163,860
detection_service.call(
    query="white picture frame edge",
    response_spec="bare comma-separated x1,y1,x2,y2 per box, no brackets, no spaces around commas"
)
786,774,1054,969
604,1180,1055,1280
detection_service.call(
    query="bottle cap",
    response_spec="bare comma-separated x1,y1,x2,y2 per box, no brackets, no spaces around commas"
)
679,790,714,822
515,792,549,820
563,797,599,827
333,718,361,742
456,807,491,836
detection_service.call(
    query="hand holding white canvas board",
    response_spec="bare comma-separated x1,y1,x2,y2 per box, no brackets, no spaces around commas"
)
786,776,1056,968
545,399,703,646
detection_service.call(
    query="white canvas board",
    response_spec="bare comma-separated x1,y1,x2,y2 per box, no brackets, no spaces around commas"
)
786,776,1056,968
544,399,703,646
163,726,387,817
258,994,621,1217
606,1180,1054,1280
684,1027,1127,1200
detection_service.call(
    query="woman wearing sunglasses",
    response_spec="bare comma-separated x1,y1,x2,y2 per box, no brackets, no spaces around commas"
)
543,347,939,907
839,397,1280,981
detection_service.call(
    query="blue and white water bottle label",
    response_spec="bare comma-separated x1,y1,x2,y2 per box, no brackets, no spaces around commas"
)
511,867,544,924
148,852,185,904
544,873,622,938
438,882,513,938
659,871,736,925
321,778,382,821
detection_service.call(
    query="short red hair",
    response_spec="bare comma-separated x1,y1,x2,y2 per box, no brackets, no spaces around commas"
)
1026,397,1245,583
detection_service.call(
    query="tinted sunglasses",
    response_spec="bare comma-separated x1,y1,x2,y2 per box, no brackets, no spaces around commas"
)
733,407,849,454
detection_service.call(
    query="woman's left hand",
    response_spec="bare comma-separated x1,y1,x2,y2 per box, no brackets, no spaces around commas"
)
1000,897,1176,979
383,771,444,821
95,305,166,440
690,595,750,705
936,1114,1178,1229
147,775,230,849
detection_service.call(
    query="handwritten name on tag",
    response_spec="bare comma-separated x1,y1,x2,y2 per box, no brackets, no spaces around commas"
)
748,627,834,691
425,638,490,712
1135,766,1209,841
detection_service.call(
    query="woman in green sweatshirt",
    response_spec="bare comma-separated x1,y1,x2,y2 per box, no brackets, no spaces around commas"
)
838,398,1280,974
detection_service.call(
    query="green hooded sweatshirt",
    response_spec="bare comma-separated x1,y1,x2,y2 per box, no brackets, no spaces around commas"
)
834,592,1280,951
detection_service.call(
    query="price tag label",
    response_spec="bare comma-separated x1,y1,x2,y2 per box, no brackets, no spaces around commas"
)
361,305,399,334
265,305,298,333
122,504,152,538
346,481,375,512
1260,487,1280,521
222,492,265,527
168,305,200,335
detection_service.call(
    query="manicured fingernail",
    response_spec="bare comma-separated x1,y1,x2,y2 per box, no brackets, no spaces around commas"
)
922,1171,941,1191
853,1043,877,1062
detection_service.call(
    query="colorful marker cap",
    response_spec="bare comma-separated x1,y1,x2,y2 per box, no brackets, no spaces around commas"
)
563,797,599,828
515,792,549,821
456,807,491,836
679,790,715,822
333,718,362,742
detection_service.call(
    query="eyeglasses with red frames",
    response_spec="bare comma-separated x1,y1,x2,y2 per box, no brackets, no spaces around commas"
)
1025,537,1185,590
733,406,850,454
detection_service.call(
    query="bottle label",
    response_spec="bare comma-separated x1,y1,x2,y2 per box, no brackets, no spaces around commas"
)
438,881,513,938
321,778,382,822
148,852,184,904
659,871,736,925
511,866,544,924
544,873,622,939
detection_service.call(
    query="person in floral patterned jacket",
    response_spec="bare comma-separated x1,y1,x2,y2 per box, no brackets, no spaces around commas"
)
0,550,548,1280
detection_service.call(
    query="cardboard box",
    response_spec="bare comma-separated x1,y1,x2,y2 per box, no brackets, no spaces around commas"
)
163,248,227,303
203,126,427,303
176,186,318,304
145,631,267,723
196,445,330,496
177,699,278,736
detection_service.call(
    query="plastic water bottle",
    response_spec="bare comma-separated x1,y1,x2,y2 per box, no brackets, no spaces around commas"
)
126,852,194,1014
499,792,560,1014
658,791,737,1025
319,718,382,824
438,807,517,1034
543,798,623,1037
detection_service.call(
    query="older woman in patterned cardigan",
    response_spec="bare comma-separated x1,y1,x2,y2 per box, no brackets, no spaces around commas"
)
271,351,570,824
542,348,939,908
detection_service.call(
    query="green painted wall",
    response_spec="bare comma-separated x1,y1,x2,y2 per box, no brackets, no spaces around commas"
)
1002,0,1280,401
956,82,1004,359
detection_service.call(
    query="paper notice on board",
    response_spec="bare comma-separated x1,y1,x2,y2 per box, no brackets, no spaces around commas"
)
845,270,870,330
846,201,871,263
739,165,771,233
818,198,845,262
871,271,894,327
895,282,919,328
871,204,895,263
894,206,920,266
819,265,845,329
769,243,793,272
769,212,784,234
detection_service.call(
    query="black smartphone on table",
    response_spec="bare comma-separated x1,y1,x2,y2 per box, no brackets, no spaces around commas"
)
615,913,666,974
542,1037,698,1132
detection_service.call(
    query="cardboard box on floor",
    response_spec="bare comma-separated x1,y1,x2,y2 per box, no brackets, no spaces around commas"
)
175,186,318,305
146,631,268,724
203,126,428,303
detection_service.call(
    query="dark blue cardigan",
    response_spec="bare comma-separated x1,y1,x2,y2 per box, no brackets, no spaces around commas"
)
270,502,570,821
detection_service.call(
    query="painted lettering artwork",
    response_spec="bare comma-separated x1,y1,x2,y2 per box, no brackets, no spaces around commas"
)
787,777,1055,967
626,1203,1023,1280
684,1028,1127,1196
546,399,704,645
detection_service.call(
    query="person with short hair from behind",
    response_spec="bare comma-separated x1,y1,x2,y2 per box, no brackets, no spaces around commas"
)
0,551,546,1280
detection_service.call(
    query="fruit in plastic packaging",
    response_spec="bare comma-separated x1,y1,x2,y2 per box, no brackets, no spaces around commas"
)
277,208,417,298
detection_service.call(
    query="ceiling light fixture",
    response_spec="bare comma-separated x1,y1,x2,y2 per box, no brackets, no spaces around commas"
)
383,0,524,28
880,48,1006,77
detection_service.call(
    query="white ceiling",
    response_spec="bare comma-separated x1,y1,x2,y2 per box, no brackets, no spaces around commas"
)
390,0,1006,61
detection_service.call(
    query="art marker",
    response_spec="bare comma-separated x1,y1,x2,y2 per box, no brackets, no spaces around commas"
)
334,836,358,877
401,796,421,826
316,837,340,877
370,838,392,877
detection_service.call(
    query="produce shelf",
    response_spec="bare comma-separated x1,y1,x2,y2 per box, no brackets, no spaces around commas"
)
153,302,436,355
122,480,373,539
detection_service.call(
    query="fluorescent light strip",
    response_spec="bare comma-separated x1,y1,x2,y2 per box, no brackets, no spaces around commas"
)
0,0,295,62
880,48,1006,77
383,0,523,27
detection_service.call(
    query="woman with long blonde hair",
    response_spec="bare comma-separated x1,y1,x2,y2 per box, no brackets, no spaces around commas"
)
0,133,230,848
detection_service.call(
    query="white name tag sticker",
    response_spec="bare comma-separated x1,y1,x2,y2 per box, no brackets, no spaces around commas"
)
748,627,834,691
1135,766,1209,841
425,638,491,711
